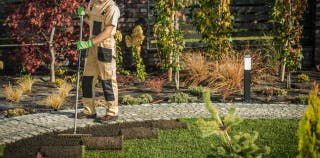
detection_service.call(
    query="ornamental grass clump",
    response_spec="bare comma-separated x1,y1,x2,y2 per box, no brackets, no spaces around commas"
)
297,82,320,157
46,94,65,110
5,84,23,103
17,74,33,93
58,82,73,98
126,25,146,81
144,78,165,93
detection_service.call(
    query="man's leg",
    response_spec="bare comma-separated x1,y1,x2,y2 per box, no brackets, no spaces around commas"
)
97,47,118,121
79,48,99,118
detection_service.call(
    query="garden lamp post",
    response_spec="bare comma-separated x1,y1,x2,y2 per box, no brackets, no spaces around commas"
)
244,55,251,102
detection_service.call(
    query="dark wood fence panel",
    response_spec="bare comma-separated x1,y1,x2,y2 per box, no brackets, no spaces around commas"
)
0,0,317,69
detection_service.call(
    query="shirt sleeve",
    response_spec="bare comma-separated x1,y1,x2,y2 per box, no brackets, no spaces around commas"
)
104,6,120,27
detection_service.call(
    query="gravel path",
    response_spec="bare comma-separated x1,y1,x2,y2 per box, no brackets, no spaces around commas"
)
0,102,307,145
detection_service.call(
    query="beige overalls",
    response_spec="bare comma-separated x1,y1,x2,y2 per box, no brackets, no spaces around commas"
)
82,0,120,116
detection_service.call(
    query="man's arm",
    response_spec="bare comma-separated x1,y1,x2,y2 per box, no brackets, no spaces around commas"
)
92,25,114,45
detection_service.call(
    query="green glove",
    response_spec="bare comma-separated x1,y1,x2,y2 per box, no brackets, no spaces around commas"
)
77,6,85,16
76,40,93,50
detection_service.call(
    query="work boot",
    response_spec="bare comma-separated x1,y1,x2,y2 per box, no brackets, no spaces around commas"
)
72,112,96,119
98,115,118,123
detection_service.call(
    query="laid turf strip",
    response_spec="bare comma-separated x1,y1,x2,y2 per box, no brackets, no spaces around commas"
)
3,119,188,158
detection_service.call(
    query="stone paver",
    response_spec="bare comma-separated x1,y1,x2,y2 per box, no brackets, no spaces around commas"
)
0,103,307,145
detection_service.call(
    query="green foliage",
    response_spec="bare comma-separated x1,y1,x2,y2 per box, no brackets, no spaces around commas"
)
55,78,65,88
198,89,270,157
293,94,309,105
297,83,320,158
17,74,33,84
120,69,130,76
261,87,287,97
121,94,153,105
186,86,206,97
54,67,66,77
191,0,233,58
168,92,197,103
115,30,124,72
272,0,307,71
153,0,185,71
126,25,146,81
297,73,310,82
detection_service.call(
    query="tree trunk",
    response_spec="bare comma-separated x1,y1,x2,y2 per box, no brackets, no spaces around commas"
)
280,59,286,82
174,11,180,90
287,71,291,89
49,27,56,83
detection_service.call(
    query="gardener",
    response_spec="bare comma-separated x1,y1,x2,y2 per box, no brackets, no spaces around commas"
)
76,0,120,122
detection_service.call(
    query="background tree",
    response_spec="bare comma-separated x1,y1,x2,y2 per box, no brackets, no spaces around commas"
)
191,0,233,59
153,0,189,89
4,0,88,82
272,0,307,85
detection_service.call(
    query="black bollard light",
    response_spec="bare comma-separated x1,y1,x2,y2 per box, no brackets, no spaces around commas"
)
244,55,251,103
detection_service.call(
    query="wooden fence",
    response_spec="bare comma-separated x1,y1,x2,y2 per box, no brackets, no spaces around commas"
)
0,0,317,69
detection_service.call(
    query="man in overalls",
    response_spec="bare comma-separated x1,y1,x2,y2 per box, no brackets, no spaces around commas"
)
76,0,120,121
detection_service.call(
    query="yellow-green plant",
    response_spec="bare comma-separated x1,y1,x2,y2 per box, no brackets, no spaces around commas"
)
58,82,73,97
198,89,270,157
191,0,233,58
297,82,320,157
6,108,29,117
126,25,146,81
5,84,23,103
17,74,33,93
298,73,309,82
115,30,124,71
46,93,65,110
55,78,65,87
55,67,66,77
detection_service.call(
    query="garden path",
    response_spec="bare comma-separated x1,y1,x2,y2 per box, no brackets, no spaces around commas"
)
0,102,306,145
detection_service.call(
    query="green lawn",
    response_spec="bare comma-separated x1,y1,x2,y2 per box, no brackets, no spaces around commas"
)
85,119,299,158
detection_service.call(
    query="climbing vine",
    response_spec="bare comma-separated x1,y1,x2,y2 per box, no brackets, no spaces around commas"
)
153,0,187,83
191,0,233,59
125,25,146,81
272,0,307,82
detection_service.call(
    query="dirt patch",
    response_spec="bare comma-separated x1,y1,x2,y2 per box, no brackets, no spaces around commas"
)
3,119,188,158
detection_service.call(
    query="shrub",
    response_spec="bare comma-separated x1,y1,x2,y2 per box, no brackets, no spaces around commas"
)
55,78,65,88
64,74,77,84
145,78,164,92
117,75,133,86
55,67,66,77
297,73,309,82
5,85,23,103
293,94,308,105
297,82,320,157
168,93,197,103
121,94,153,105
262,87,287,97
187,86,206,97
17,74,33,93
46,94,65,110
58,82,73,97
6,108,29,117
